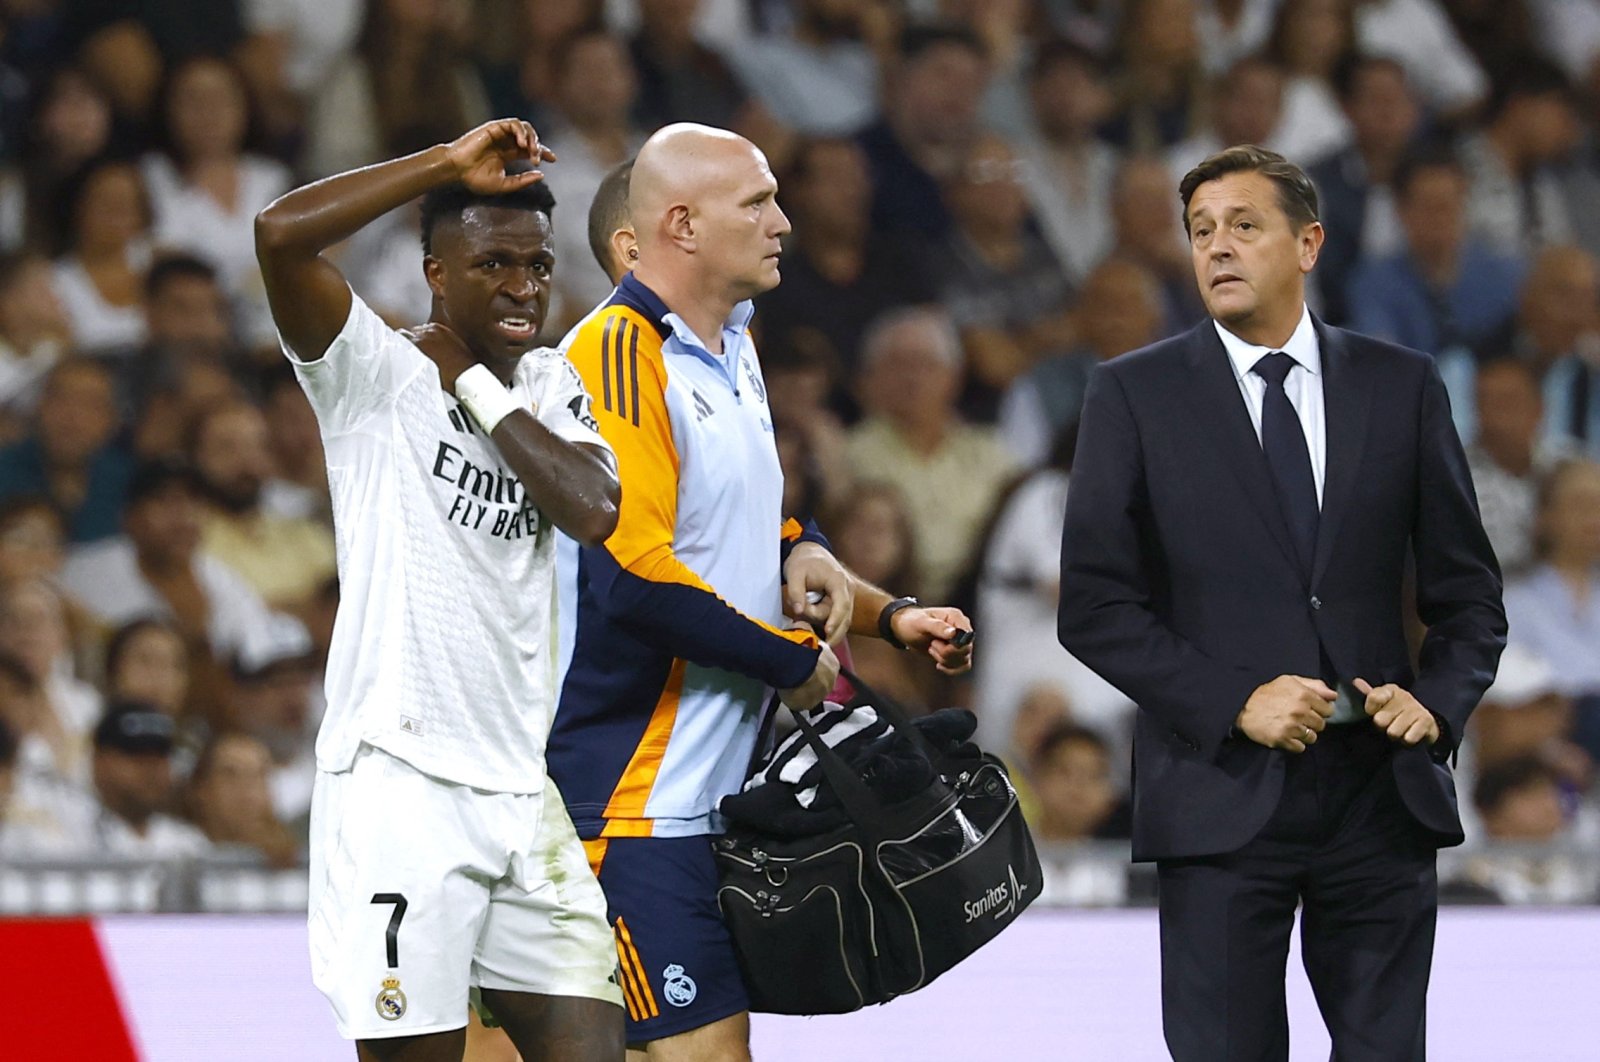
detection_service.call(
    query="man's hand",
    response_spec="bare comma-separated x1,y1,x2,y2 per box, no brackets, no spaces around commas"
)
890,606,974,675
1235,675,1338,752
1354,678,1440,746
783,542,852,644
780,642,841,710
403,321,477,395
445,119,557,194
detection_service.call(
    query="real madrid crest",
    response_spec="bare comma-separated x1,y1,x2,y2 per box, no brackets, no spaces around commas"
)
743,359,766,403
375,975,407,1021
662,963,697,1008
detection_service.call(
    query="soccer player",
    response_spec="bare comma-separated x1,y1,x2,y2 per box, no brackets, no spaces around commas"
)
549,123,974,1062
255,119,626,1062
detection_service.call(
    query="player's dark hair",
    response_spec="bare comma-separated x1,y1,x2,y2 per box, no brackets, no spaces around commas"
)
144,252,218,301
587,158,633,280
419,176,557,257
1179,144,1318,233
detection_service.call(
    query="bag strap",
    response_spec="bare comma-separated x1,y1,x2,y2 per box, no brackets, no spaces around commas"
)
835,665,944,766
743,690,783,781
779,664,951,827
788,707,887,825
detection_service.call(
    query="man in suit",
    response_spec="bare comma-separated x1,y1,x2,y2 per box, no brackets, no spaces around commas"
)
1057,145,1506,1061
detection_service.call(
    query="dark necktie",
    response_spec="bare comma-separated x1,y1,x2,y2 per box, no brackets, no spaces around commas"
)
1252,352,1319,577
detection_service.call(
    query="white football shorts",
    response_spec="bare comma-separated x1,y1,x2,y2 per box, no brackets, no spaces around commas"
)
308,743,622,1040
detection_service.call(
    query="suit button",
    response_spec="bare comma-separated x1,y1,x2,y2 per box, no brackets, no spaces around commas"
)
1310,596,1322,610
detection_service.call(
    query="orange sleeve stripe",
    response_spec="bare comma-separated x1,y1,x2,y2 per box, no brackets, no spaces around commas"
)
781,517,804,542
568,308,682,573
603,659,685,820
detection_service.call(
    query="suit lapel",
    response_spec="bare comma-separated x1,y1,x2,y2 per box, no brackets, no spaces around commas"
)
1184,320,1303,578
1311,320,1371,590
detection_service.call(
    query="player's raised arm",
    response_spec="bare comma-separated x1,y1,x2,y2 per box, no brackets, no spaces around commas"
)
255,119,553,363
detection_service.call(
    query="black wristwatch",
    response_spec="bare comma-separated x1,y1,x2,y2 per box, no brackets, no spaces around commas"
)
877,596,920,650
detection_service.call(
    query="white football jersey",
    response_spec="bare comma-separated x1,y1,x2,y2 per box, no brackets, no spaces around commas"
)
284,291,610,792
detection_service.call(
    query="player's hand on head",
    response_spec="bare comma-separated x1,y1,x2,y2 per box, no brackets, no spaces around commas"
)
779,641,841,711
446,119,558,194
403,322,476,396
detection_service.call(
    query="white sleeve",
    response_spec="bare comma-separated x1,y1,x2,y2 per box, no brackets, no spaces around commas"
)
281,288,428,437
534,355,613,452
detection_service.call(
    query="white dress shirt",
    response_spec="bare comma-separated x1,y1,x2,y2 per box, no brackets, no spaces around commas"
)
1213,305,1327,506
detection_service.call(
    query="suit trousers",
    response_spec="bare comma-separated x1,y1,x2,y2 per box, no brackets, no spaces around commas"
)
1156,725,1437,1062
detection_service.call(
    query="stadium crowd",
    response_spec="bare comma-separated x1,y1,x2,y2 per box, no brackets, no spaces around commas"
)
1,0,1599,908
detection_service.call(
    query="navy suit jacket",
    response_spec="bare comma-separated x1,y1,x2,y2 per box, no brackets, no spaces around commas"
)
1057,316,1506,862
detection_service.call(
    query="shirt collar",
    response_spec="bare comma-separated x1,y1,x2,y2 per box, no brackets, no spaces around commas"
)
612,272,754,360
1214,304,1320,383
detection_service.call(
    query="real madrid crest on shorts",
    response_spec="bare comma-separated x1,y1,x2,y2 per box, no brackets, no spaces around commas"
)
375,975,407,1021
662,963,697,1008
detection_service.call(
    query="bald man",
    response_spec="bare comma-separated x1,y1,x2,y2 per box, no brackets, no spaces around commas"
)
545,124,974,1061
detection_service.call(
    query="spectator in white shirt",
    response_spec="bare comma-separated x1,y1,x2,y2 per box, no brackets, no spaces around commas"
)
1460,57,1583,260
61,458,308,719
1168,55,1288,192
50,158,152,355
1017,39,1121,287
1265,0,1356,167
1467,358,1576,576
729,0,886,136
223,629,317,829
1353,0,1488,119
185,729,297,866
88,701,208,859
0,252,71,439
141,56,292,349
538,28,646,334
0,577,100,779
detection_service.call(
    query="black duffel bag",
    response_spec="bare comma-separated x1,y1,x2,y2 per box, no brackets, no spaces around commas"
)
714,669,1043,1015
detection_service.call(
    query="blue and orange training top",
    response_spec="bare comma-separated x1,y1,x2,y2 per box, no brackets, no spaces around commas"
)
548,274,825,838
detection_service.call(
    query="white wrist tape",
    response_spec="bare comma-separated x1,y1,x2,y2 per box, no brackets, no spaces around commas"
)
455,363,521,434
